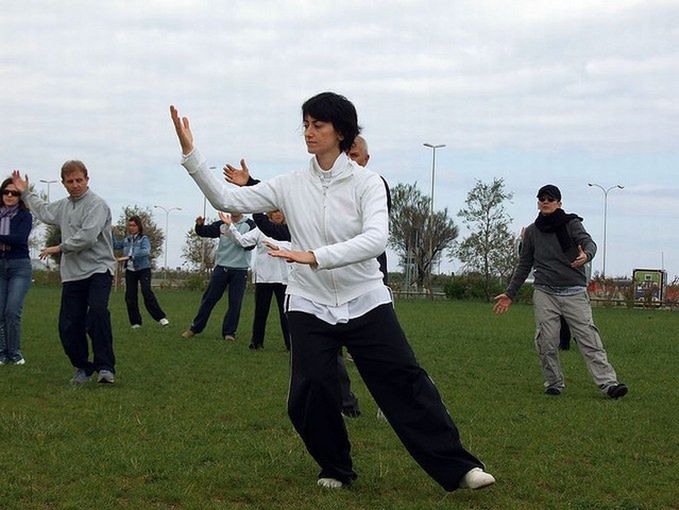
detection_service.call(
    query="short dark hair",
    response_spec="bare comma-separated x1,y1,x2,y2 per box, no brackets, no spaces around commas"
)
0,177,27,210
128,215,144,235
61,160,88,181
302,92,361,153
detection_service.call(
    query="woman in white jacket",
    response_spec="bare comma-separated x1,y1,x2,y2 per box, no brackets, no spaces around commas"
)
219,211,291,350
170,92,494,492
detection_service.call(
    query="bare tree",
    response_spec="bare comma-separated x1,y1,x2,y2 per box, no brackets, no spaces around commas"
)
389,183,459,290
181,219,217,271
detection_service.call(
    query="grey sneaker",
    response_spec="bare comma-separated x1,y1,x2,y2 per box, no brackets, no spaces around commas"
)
97,370,115,384
71,369,91,384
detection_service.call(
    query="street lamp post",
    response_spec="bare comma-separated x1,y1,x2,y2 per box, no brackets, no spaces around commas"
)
40,179,58,202
587,183,624,278
154,205,182,280
423,143,445,295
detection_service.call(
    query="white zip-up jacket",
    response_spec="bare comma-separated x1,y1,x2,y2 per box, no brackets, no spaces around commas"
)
182,148,388,306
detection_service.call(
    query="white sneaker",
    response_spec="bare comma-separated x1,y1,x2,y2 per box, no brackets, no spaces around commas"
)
97,370,115,384
317,478,343,489
131,324,141,329
376,408,387,421
14,358,26,365
460,468,495,490
159,318,169,326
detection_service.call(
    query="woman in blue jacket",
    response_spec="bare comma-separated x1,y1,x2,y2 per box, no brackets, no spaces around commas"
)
0,177,32,365
113,216,169,328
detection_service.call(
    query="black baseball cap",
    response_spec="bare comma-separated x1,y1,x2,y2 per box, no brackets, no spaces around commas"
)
537,184,561,201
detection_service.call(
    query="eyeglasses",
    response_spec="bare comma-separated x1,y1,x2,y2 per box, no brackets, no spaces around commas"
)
538,196,557,203
2,190,21,197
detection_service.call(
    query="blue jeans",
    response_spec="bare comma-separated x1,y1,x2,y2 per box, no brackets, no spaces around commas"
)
59,272,115,374
0,258,32,362
190,266,247,337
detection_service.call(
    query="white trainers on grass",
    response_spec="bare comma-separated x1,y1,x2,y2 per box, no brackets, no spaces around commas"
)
317,478,343,489
159,318,169,326
459,468,495,490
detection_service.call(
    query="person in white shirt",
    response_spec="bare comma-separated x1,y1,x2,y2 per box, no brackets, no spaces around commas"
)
169,92,495,491
218,210,291,350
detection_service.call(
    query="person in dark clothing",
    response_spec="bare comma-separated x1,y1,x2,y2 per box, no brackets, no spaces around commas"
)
181,214,255,341
112,215,169,329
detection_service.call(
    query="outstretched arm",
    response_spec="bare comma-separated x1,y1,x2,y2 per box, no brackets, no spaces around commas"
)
12,170,59,225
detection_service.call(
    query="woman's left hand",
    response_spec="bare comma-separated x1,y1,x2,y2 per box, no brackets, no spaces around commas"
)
265,241,316,266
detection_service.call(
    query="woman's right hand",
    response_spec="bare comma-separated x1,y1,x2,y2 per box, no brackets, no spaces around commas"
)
170,105,194,155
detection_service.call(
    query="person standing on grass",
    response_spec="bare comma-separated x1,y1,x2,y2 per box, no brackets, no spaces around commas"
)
112,215,170,329
218,210,291,351
170,92,495,491
494,184,628,399
181,213,255,342
12,163,117,384
0,177,32,366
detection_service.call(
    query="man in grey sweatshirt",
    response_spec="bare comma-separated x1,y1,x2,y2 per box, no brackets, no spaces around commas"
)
494,184,627,399
12,162,117,384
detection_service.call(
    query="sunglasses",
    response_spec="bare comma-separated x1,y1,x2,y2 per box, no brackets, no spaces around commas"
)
2,190,21,197
538,196,557,203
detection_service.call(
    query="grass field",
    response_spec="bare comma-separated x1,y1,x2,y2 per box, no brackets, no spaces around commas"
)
1,286,677,509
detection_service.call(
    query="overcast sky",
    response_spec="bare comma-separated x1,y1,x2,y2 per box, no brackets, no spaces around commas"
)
2,0,678,279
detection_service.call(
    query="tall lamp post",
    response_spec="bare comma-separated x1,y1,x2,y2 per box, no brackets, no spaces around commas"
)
423,143,445,295
587,183,624,278
154,205,182,280
40,179,57,202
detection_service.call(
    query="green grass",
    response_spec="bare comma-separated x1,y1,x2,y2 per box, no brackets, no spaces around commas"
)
1,287,677,509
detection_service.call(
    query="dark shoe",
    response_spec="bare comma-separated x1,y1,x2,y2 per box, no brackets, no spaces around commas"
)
607,383,628,399
341,409,361,418
544,387,561,396
248,343,263,350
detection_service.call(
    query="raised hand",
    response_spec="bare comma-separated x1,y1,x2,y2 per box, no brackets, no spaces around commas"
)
11,170,29,193
169,105,194,155
224,159,250,187
570,245,588,268
195,216,205,226
493,293,513,315
218,211,232,225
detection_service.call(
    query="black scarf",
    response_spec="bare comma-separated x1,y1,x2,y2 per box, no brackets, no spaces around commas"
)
535,208,582,259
